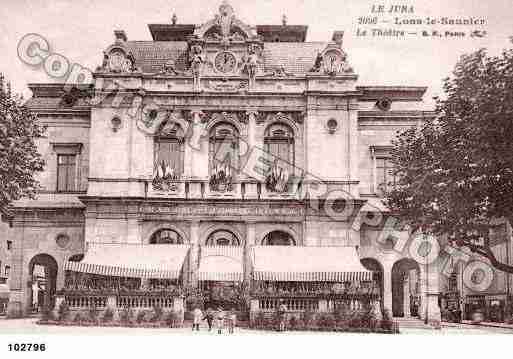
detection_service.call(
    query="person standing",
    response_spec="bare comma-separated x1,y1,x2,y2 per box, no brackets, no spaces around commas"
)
278,301,287,332
203,307,214,331
192,307,203,331
216,307,225,334
228,309,237,334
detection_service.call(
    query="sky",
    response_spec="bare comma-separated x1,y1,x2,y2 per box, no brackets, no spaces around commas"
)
0,0,511,107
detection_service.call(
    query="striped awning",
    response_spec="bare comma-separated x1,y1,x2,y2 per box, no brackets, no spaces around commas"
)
198,246,244,282
64,243,190,279
252,246,373,282
0,284,9,299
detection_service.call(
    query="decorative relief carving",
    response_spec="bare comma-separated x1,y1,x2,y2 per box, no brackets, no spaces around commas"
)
264,66,294,77
203,79,248,92
309,41,353,76
97,47,140,73
142,203,304,217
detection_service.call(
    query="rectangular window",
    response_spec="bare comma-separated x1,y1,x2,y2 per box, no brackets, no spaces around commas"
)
376,157,395,194
57,154,77,192
266,140,294,176
155,139,183,177
6,240,12,250
4,266,10,277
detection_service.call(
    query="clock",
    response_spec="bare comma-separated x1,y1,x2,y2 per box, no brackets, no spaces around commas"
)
214,51,237,73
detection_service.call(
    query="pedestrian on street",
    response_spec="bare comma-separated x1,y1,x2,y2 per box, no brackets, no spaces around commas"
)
228,309,237,334
278,301,287,332
216,307,225,334
192,306,203,331
203,307,214,331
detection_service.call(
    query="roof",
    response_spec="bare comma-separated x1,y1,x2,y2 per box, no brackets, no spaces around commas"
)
64,243,190,279
256,25,308,42
251,246,372,282
198,246,244,282
124,40,326,74
148,24,195,41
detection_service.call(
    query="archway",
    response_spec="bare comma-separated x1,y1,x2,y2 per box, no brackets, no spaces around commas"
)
391,258,421,318
28,254,58,313
206,229,241,246
262,230,296,246
149,228,185,244
361,258,384,311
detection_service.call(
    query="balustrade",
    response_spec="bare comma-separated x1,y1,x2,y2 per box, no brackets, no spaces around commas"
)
65,295,107,308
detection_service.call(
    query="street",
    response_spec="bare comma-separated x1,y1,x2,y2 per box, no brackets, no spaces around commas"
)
0,317,512,335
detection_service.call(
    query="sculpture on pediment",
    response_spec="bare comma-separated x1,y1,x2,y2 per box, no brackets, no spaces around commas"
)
218,1,235,39
309,47,353,76
97,47,140,73
265,65,293,77
195,1,255,42
189,44,205,89
241,43,262,85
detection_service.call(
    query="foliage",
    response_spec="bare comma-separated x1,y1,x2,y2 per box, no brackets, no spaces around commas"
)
0,74,45,212
386,44,513,273
73,312,83,324
87,305,100,323
248,309,396,333
150,306,163,323
101,307,114,323
40,304,54,322
136,310,148,324
164,310,182,328
119,306,133,325
57,301,70,322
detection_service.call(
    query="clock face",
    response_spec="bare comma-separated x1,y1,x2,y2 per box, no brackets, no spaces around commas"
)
214,51,237,73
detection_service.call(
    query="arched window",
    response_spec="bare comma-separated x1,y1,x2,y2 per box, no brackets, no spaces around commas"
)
150,229,184,244
209,122,239,177
262,231,296,246
206,230,240,246
154,121,184,180
264,123,294,171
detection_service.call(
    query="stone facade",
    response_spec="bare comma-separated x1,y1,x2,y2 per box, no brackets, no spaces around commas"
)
4,1,441,325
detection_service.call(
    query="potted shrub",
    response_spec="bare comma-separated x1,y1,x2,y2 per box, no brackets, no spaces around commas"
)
150,306,163,324
101,307,114,324
119,306,133,326
73,312,83,325
136,310,147,325
57,301,70,323
87,305,100,325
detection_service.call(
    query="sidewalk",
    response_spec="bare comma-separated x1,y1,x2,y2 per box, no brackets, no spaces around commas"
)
444,320,513,330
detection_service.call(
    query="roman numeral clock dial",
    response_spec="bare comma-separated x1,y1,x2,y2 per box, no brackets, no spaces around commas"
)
214,51,237,73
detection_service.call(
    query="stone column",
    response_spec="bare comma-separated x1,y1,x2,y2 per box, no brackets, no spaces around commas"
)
347,100,359,187
426,262,442,328
382,263,393,317
244,110,259,199
187,110,206,198
403,273,411,318
188,221,200,288
318,299,328,313
244,222,256,283
53,295,65,319
7,226,28,318
107,296,119,321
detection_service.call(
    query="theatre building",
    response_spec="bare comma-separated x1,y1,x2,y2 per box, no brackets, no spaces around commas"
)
2,2,441,325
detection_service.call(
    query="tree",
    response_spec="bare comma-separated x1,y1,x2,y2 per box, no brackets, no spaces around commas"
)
386,45,513,273
0,74,45,213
